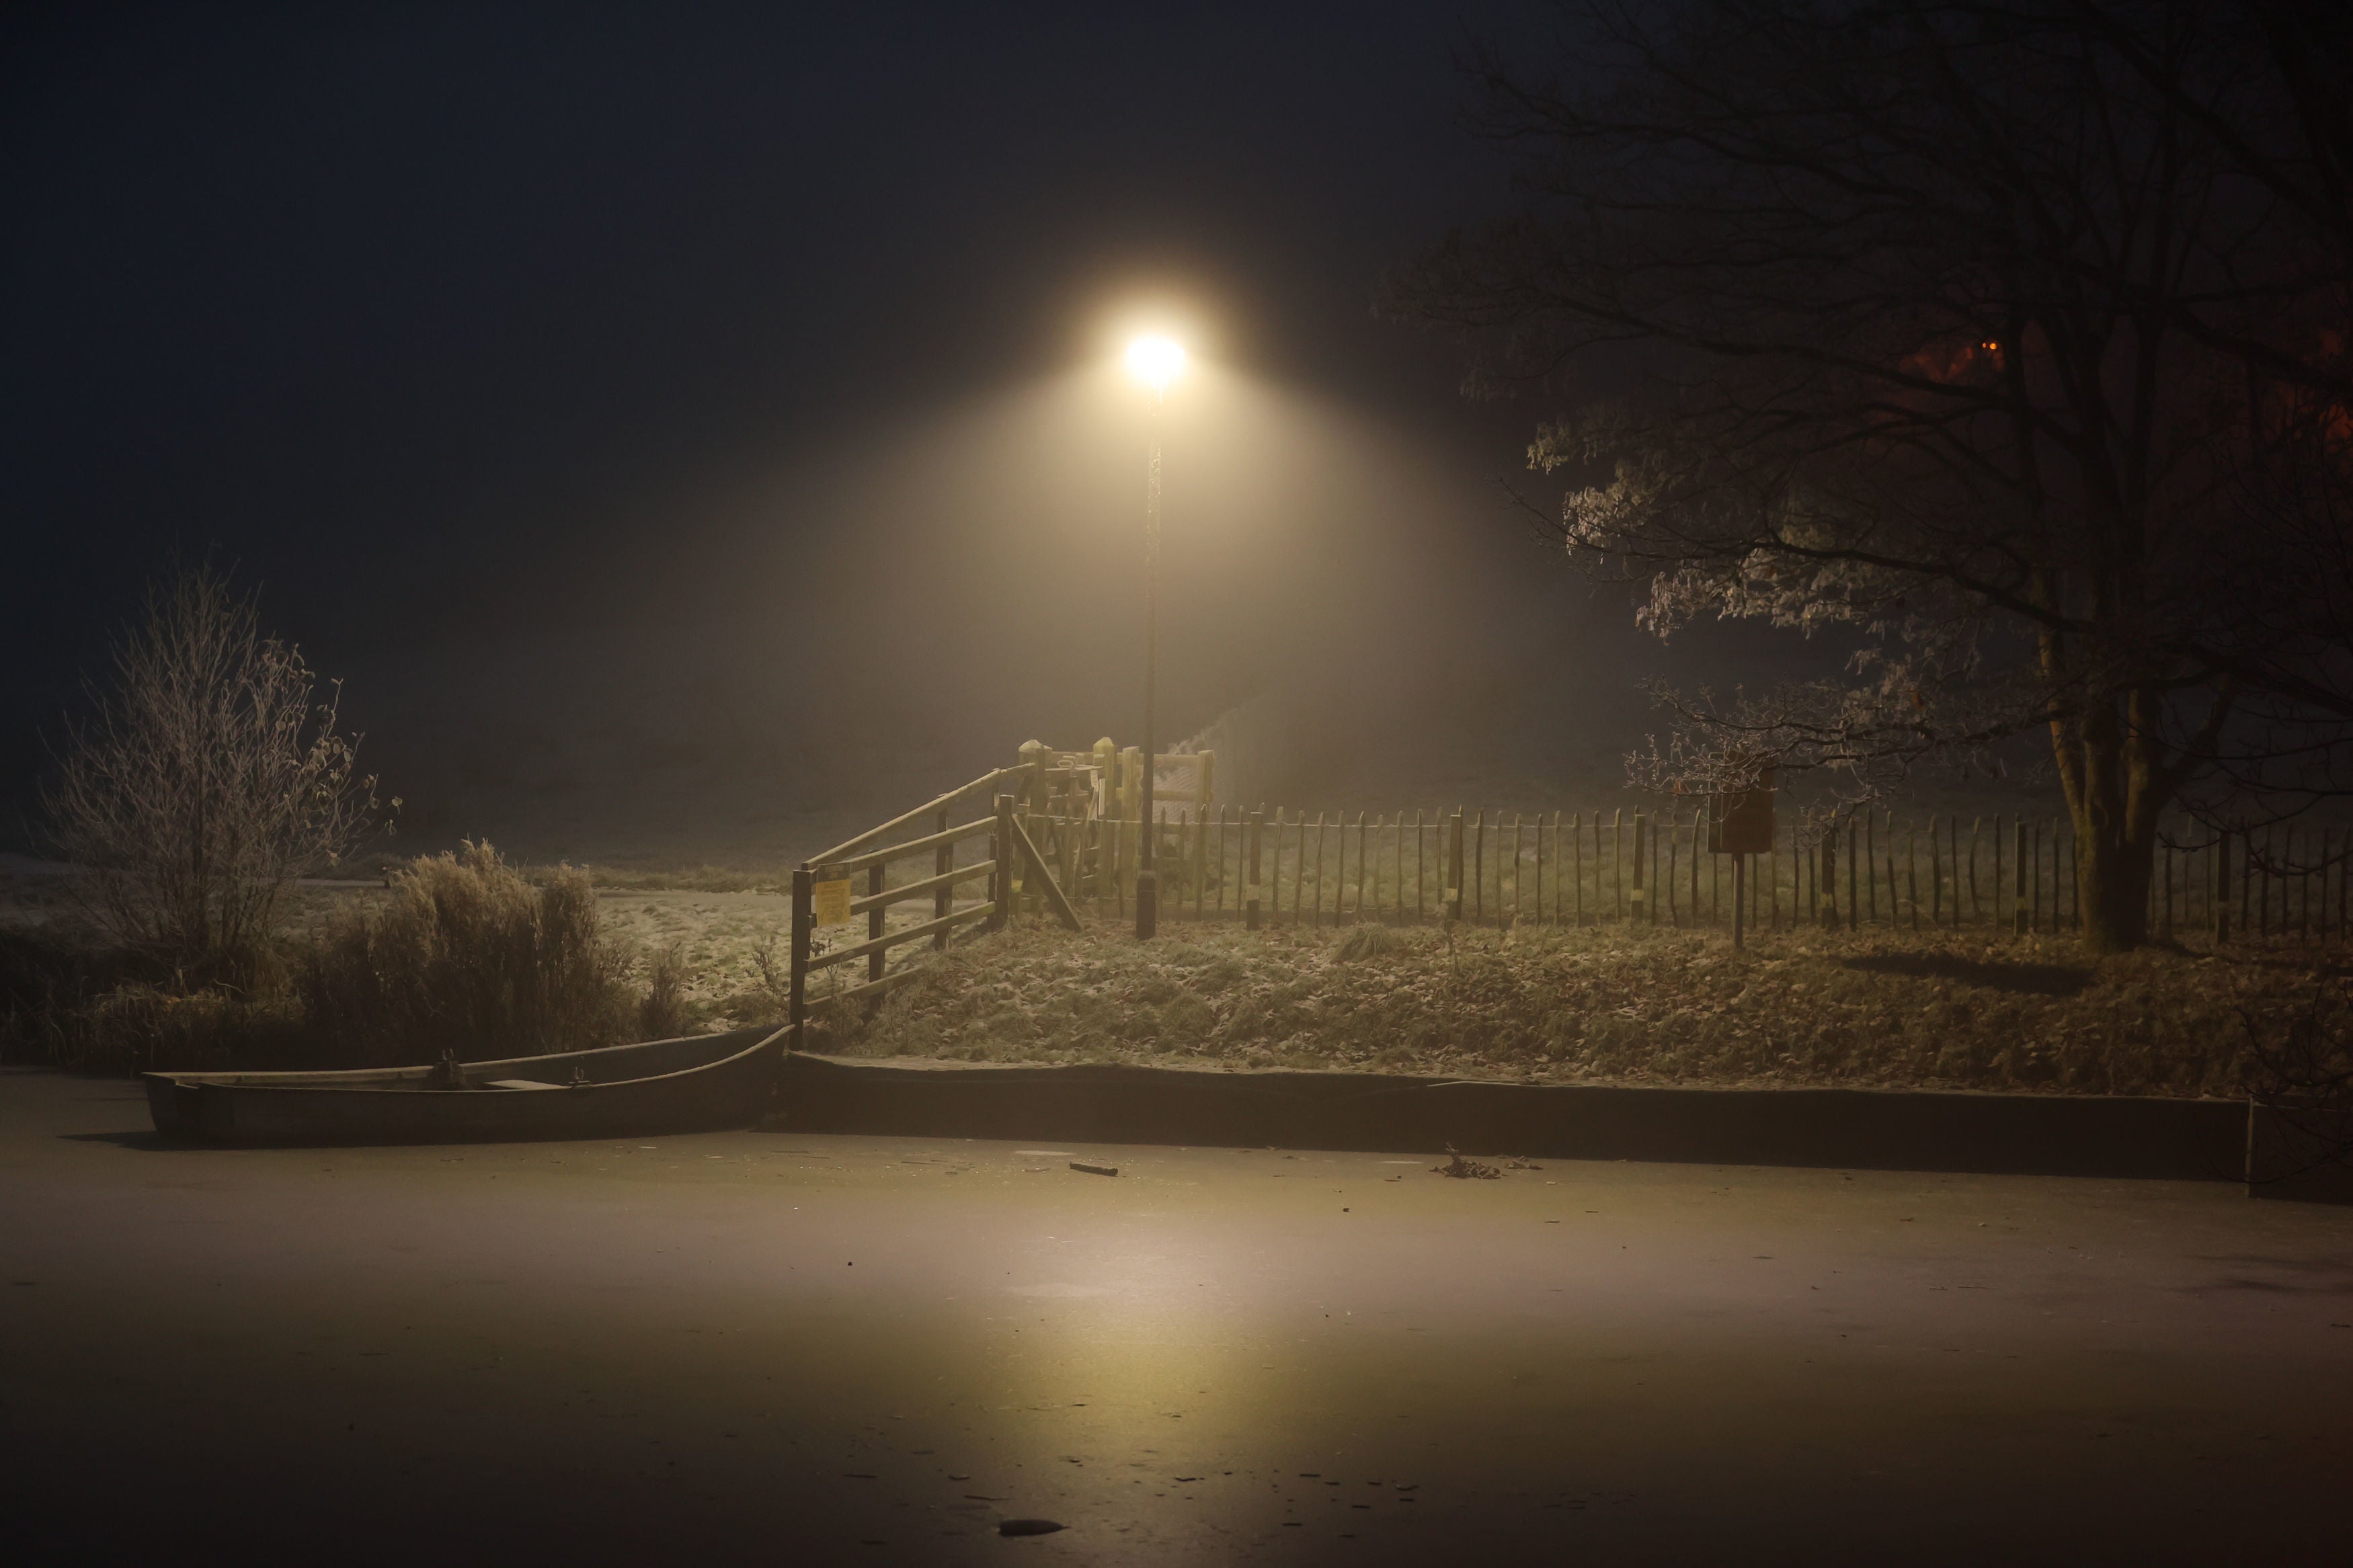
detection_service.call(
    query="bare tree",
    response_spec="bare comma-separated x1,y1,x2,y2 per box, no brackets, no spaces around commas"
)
45,568,391,984
1389,0,2353,950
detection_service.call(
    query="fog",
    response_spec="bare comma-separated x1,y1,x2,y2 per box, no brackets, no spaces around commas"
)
340,355,1697,866
0,1,1868,868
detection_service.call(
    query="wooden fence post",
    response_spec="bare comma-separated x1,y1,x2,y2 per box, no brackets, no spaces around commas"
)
2160,835,2173,940
1120,747,1142,909
1525,818,1544,926
1466,810,1483,925
2068,823,2080,931
1630,811,1648,924
1536,812,1549,925
1929,818,1948,926
1900,824,1915,932
1267,809,1283,924
1968,818,1981,924
1017,740,1046,815
1866,813,1879,923
2028,821,2040,932
1587,811,1599,924
1332,813,1349,923
1732,851,1747,950
1410,809,1423,923
1784,821,1795,929
2040,822,2050,931
1665,813,1681,926
1092,735,1117,812
1575,811,1587,925
1447,810,1466,921
1651,811,1663,925
1709,805,1720,926
1292,810,1306,926
1819,825,1837,929
993,794,1016,930
1611,809,1624,921
867,861,887,990
1681,808,1695,927
1299,818,1318,926
1190,811,1207,920
933,807,954,946
789,865,813,1046
2014,823,2033,931
1510,813,1525,927
2259,829,2274,938
1305,811,1322,926
1234,805,1246,917
1351,811,1367,921
1991,815,2003,931
1846,817,1860,931
1246,810,1264,930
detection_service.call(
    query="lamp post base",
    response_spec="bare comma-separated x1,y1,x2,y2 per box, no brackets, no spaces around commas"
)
1134,870,1158,940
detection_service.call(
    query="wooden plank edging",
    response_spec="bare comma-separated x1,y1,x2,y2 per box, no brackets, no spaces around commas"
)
776,1055,2258,1186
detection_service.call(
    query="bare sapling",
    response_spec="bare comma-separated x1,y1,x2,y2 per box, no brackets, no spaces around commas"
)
44,567,391,985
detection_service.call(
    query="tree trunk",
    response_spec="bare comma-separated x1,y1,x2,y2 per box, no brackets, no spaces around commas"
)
2073,822,2155,954
2052,679,2175,955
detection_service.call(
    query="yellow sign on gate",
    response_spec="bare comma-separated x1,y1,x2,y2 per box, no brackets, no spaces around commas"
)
813,869,853,927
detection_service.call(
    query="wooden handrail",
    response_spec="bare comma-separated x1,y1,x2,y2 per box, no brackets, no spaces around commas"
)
806,904,992,972
805,965,924,1011
824,817,992,874
848,860,995,915
808,769,1008,867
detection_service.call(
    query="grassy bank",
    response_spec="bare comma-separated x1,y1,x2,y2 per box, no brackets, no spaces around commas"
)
1,845,703,1074
12,844,2335,1100
817,921,2330,1098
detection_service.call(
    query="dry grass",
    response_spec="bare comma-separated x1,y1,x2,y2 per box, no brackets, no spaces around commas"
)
63,983,309,1074
825,919,2327,1098
3,859,765,1072
296,842,643,1067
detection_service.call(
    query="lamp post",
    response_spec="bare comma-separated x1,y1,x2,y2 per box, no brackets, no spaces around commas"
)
1125,335,1185,939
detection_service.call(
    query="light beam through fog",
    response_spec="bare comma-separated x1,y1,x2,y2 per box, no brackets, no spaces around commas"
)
356,358,1660,864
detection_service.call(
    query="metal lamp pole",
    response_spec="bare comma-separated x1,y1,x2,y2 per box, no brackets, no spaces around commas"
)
1135,382,1164,940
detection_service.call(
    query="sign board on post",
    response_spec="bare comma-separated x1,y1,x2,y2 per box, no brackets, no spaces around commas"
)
1708,763,1777,856
813,865,853,927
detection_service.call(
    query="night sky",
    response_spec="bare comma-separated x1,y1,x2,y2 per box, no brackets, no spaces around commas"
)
4,2,1692,861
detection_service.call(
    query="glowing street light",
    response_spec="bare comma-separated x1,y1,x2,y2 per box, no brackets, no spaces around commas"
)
1125,334,1187,393
1125,333,1186,939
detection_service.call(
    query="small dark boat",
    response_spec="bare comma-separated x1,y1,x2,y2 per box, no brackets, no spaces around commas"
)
143,1024,790,1145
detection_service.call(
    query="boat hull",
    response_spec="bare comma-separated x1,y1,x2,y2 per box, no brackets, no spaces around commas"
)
143,1026,789,1145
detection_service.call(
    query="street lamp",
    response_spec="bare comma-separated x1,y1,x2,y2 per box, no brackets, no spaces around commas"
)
1125,333,1185,938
